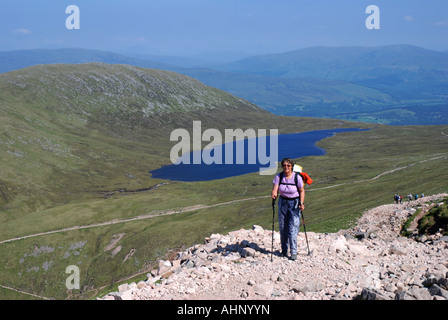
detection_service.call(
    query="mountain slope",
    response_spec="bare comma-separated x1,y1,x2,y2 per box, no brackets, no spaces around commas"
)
0,49,396,120
1,62,447,301
178,68,396,112
0,63,273,213
222,45,448,100
216,45,448,124
1,62,265,123
224,45,448,81
1,46,447,125
1,61,367,216
100,194,448,301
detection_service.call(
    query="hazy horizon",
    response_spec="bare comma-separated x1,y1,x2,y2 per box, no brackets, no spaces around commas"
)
1,0,447,57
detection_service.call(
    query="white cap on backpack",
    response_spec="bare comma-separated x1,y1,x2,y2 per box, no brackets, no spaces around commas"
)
293,164,302,173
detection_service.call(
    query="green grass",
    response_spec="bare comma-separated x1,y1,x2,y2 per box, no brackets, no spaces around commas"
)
418,198,448,236
400,197,448,237
0,64,447,300
1,124,446,300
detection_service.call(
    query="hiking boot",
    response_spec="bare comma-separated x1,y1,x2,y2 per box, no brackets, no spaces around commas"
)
290,254,297,261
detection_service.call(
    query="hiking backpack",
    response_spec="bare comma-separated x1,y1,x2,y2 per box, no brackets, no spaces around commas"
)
279,170,313,191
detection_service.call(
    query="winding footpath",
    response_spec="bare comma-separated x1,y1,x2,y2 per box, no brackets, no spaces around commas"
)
1,155,445,245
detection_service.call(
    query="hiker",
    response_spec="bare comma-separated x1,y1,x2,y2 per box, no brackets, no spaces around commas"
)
271,158,305,261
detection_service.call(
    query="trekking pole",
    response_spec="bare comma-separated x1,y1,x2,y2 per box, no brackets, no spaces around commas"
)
301,210,311,256
271,198,276,262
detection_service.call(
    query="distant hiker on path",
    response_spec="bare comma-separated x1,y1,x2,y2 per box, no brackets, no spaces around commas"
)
271,158,305,261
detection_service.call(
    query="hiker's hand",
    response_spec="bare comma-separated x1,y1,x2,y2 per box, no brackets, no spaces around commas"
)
271,192,277,199
299,203,305,210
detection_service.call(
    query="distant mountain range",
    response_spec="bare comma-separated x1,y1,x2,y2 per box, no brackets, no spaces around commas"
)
0,48,176,74
211,45,448,125
1,45,447,125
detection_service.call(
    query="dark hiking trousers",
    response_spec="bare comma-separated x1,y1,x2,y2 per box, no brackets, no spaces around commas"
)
278,196,301,255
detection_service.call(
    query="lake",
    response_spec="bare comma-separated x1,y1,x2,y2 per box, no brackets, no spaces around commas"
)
150,128,368,181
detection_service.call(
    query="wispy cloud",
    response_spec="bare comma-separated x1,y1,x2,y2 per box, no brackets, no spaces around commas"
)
433,19,448,27
12,28,32,35
404,16,414,23
115,36,148,44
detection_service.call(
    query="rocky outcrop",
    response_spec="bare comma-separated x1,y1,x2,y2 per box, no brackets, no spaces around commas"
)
100,194,448,300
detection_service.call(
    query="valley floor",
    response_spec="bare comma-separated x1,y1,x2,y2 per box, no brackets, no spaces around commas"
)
2,154,444,246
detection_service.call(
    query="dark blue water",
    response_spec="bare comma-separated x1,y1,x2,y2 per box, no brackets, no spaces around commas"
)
150,128,368,181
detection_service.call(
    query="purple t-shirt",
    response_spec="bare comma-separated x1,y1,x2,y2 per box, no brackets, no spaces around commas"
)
273,173,303,198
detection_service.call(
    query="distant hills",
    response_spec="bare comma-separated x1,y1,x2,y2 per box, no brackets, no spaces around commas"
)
203,45,448,125
222,45,448,80
1,45,447,125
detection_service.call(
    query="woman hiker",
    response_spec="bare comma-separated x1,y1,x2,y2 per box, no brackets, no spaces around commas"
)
271,158,305,261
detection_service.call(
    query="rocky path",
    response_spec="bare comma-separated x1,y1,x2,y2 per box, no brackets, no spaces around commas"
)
101,193,448,301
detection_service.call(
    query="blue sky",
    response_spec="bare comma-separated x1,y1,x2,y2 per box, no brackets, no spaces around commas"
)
1,0,447,56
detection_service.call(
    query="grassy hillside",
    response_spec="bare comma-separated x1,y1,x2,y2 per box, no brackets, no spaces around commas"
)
0,63,446,300
177,68,395,113
0,63,274,213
